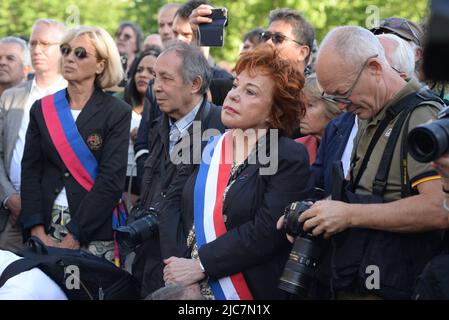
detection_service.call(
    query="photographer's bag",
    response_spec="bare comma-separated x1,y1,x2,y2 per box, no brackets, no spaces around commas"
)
330,88,446,299
413,253,449,299
0,237,141,300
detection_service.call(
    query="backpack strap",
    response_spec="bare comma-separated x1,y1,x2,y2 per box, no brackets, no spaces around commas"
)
0,258,40,289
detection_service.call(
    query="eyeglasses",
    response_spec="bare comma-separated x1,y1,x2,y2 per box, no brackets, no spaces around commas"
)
115,32,132,41
29,40,59,49
260,31,304,46
60,43,96,59
320,54,378,106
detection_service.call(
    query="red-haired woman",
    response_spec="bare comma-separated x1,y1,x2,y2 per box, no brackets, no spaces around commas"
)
160,44,314,300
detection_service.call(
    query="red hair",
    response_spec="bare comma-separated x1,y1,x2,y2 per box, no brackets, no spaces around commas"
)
235,44,305,136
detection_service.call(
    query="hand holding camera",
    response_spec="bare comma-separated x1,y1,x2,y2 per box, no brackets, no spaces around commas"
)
189,4,215,31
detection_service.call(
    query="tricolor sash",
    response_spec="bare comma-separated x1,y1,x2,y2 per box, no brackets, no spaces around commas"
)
194,131,253,300
41,89,127,267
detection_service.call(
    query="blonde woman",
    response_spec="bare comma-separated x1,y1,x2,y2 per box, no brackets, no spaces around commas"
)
20,26,131,264
296,74,342,163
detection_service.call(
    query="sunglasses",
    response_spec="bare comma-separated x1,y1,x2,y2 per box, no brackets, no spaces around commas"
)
60,44,95,59
260,31,304,46
320,54,378,106
116,33,132,41
29,40,59,49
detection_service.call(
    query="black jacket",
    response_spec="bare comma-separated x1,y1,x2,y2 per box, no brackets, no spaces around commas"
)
163,136,314,299
20,88,132,245
132,97,225,297
312,112,356,198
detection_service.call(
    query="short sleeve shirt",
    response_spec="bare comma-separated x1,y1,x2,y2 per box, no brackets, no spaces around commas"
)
350,79,442,202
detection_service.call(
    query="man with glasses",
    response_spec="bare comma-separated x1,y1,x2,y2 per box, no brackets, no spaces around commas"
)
313,32,418,204
262,8,315,74
291,26,448,300
0,19,67,252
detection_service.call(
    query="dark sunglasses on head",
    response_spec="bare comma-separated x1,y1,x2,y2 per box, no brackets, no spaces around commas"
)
260,31,304,46
60,43,93,59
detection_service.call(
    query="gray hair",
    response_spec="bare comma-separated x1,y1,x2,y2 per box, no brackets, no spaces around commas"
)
268,8,315,60
158,3,182,17
161,42,211,96
319,26,388,67
0,36,31,66
377,33,415,78
32,19,66,36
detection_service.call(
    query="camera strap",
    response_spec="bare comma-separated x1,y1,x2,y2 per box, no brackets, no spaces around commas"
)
372,103,422,197
353,87,443,197
352,91,418,189
353,88,444,197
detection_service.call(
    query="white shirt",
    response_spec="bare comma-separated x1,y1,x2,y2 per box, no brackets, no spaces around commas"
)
0,250,67,300
341,116,359,179
127,110,142,177
168,99,203,153
54,109,82,208
10,76,67,192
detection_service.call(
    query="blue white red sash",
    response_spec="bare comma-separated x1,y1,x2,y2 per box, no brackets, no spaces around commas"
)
194,131,253,300
41,89,126,267
42,90,98,191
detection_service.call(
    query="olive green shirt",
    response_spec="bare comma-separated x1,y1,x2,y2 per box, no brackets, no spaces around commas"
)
350,79,442,202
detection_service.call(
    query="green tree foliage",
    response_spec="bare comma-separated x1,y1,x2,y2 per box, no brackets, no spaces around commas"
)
0,0,429,64
0,0,128,38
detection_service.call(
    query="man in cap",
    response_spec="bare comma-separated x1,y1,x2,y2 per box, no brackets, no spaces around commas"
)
371,17,424,80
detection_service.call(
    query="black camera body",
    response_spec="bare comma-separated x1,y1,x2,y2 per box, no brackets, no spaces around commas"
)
408,105,449,163
198,8,228,47
114,206,159,255
279,201,323,298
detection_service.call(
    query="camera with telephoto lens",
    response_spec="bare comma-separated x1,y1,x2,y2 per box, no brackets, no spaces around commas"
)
408,105,449,163
114,206,159,255
279,201,323,298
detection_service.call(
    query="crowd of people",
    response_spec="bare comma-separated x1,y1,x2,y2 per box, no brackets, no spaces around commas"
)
0,0,449,300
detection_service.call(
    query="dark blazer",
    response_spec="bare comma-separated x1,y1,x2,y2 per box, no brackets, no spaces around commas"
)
132,98,225,297
312,112,356,198
20,88,132,245
168,136,314,300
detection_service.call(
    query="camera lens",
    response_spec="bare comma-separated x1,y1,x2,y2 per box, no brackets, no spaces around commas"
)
115,213,159,254
279,201,323,298
279,234,322,297
408,118,449,162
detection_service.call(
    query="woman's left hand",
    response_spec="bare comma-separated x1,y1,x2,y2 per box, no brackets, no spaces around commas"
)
163,257,206,286
59,233,80,250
